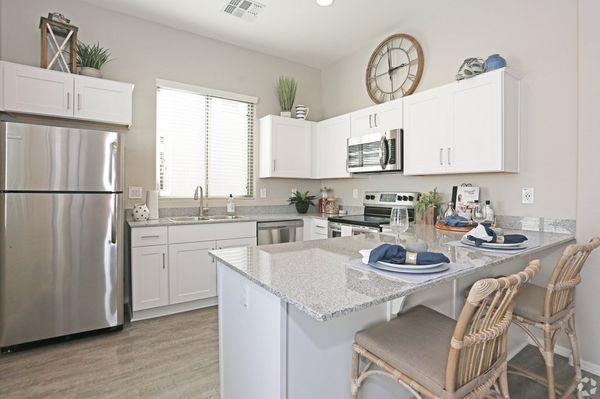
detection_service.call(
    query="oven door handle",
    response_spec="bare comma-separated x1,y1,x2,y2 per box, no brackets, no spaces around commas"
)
379,136,389,169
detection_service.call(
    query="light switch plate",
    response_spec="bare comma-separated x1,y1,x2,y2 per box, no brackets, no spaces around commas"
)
129,186,143,199
522,187,534,204
352,189,359,199
259,188,267,198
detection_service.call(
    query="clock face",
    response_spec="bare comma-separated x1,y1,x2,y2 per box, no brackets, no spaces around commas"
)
365,33,424,103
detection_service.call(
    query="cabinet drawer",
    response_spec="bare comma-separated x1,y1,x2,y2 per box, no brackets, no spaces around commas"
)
131,226,168,247
169,222,256,244
311,218,328,229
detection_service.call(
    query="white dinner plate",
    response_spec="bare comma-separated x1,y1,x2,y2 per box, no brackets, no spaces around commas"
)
369,262,450,274
461,237,528,249
377,260,445,270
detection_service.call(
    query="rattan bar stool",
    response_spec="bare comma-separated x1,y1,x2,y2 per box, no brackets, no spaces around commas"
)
508,237,600,399
351,260,540,399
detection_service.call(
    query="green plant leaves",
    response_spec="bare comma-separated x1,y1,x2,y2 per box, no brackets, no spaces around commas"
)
76,41,112,69
276,76,298,112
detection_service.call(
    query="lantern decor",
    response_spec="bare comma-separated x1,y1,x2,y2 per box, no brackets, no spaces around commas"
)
39,13,78,73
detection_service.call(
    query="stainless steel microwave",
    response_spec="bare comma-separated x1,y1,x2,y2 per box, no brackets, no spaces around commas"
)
346,129,403,173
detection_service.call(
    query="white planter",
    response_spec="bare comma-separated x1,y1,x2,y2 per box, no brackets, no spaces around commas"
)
78,67,102,78
280,111,292,118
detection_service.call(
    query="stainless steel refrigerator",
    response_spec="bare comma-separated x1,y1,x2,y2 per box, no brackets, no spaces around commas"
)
0,119,123,349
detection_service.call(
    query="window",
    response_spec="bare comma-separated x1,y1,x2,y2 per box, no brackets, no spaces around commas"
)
156,80,257,198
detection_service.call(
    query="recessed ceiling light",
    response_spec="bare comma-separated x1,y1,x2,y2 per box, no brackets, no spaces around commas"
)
316,0,334,6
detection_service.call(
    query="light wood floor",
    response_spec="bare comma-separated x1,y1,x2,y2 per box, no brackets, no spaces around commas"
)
0,306,596,398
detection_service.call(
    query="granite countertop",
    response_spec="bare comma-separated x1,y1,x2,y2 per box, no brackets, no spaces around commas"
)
209,226,575,321
127,212,336,228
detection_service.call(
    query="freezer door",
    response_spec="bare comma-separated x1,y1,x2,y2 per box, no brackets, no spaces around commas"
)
0,122,121,192
0,193,123,347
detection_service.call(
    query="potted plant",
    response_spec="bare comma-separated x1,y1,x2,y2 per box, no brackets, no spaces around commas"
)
288,190,315,214
77,41,112,78
276,76,297,117
415,188,442,225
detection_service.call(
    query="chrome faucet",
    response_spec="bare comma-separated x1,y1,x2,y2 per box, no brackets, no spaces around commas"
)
194,185,208,217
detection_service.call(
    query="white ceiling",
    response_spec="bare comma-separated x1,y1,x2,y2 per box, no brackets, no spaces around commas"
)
77,0,412,69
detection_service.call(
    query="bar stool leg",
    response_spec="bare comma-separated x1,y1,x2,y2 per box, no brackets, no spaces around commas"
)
544,328,557,399
351,349,360,399
566,315,583,399
498,367,510,399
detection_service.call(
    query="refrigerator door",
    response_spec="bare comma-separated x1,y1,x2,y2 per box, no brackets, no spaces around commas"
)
0,122,121,192
0,192,123,347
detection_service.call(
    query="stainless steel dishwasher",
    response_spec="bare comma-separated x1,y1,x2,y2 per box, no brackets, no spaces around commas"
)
257,219,304,245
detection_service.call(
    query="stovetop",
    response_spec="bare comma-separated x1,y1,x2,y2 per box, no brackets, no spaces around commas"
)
327,214,391,228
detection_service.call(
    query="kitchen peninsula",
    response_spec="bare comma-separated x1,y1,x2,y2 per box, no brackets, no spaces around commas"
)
210,227,574,399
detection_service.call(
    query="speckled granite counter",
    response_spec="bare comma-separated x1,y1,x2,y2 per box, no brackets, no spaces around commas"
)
210,226,574,321
127,212,335,228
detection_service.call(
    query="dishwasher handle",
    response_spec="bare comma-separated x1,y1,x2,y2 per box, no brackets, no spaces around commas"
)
257,220,304,230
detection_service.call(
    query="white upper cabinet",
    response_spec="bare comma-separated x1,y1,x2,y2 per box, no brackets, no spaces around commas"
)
0,61,134,125
403,68,520,175
3,61,74,118
259,115,313,178
313,113,351,179
350,98,403,137
74,75,134,125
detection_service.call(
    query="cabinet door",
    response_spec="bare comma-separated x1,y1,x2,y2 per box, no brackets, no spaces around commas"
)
448,74,503,173
3,62,74,118
313,114,351,179
403,87,450,175
74,76,133,125
350,107,375,137
370,99,403,132
216,237,257,249
169,241,216,304
270,116,312,178
132,245,169,311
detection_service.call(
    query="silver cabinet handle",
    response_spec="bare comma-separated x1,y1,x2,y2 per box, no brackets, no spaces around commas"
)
162,253,166,269
273,159,276,171
439,148,443,165
374,113,378,127
77,93,81,110
447,147,452,165
141,235,160,239
369,114,372,129
67,92,71,109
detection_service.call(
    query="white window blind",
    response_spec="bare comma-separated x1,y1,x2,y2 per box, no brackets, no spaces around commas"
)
156,84,255,198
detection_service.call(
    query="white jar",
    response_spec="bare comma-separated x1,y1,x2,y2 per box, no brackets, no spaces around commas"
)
132,203,150,221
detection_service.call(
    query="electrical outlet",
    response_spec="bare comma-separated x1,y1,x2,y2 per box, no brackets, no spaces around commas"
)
352,189,359,199
522,188,534,204
128,186,143,199
259,188,267,198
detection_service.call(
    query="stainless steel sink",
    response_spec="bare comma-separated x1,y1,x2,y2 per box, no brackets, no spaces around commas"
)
167,216,210,222
209,215,246,220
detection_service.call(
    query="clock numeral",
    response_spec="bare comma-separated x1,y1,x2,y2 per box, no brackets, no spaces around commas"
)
407,74,416,81
409,58,418,65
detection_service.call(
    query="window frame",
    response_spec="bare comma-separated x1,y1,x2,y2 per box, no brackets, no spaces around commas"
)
155,79,258,200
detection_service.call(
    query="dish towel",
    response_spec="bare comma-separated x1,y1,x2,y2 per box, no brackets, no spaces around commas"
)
444,215,475,227
465,224,528,247
368,243,450,265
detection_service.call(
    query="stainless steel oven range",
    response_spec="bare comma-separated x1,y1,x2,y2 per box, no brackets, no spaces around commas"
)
328,191,419,238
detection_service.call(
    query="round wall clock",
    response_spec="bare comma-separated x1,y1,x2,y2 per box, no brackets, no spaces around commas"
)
365,33,424,103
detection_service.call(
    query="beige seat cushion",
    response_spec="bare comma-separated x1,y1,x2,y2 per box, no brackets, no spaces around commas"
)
355,305,506,398
514,283,569,323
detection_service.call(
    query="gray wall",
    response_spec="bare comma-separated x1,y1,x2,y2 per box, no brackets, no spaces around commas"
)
320,0,578,220
0,0,322,209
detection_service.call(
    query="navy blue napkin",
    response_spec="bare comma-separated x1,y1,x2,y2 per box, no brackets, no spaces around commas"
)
467,224,528,247
368,244,450,265
444,215,474,227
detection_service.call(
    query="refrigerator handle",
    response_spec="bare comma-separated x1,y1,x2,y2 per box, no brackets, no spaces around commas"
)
111,195,118,245
110,141,118,190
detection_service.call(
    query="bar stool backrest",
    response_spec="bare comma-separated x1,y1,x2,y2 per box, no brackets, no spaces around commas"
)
544,237,600,320
445,260,541,394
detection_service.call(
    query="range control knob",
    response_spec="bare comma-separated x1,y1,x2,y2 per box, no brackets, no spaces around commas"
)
408,196,414,201
397,195,402,201
370,195,376,200
402,195,408,201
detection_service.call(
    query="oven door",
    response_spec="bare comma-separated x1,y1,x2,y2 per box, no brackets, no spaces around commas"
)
328,222,380,238
346,130,401,173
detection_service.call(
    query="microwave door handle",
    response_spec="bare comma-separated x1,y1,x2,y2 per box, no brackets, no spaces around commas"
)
379,136,389,169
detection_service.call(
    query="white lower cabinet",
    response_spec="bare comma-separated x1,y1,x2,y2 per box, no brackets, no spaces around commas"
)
169,241,216,305
131,222,257,320
132,245,169,311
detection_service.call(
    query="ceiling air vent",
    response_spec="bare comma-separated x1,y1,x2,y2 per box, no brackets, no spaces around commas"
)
222,0,265,22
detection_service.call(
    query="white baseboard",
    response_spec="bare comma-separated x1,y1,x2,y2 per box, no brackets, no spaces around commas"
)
526,337,600,376
132,297,218,322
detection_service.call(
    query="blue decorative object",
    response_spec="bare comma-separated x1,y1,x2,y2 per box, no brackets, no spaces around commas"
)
368,244,450,265
485,54,507,72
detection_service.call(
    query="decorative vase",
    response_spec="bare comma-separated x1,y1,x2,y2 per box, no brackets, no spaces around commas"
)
295,105,310,120
484,54,507,72
280,111,292,118
295,202,309,214
79,67,102,78
417,206,436,225
132,203,150,221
